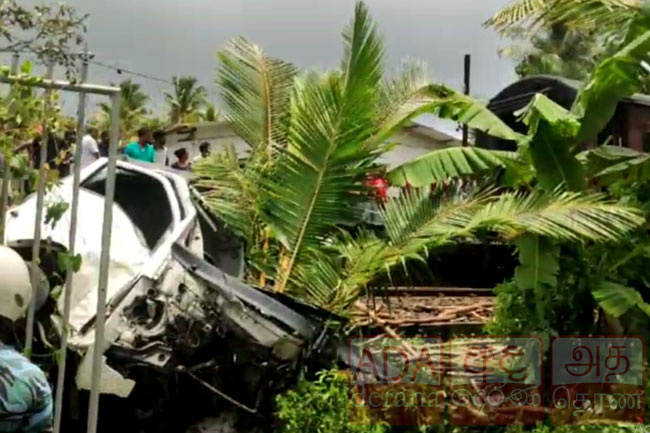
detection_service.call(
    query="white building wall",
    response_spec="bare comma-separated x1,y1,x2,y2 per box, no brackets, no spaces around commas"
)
165,122,249,164
165,121,460,167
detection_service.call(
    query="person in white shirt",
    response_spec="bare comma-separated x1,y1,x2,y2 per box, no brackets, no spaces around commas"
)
193,142,211,163
153,130,169,167
80,127,100,168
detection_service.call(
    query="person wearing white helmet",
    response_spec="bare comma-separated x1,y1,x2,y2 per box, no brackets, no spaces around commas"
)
0,246,53,432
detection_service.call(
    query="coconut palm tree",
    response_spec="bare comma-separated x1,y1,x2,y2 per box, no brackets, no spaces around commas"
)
201,103,219,122
194,2,645,313
99,79,149,137
485,0,641,36
487,0,647,88
499,24,608,80
164,76,207,124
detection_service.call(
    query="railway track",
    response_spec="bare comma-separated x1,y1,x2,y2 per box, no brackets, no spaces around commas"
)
377,286,493,297
353,286,495,331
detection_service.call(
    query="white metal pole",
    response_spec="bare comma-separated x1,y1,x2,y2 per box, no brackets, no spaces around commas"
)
0,52,20,245
53,47,92,433
0,75,119,95
25,62,54,356
86,92,120,433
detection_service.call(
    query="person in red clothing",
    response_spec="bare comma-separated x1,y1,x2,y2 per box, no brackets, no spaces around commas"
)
365,170,389,203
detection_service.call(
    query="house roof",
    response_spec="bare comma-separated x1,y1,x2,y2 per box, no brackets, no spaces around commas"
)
486,75,650,113
378,116,462,169
410,115,463,142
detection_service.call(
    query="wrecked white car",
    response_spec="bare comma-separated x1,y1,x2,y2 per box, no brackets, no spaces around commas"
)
4,158,338,432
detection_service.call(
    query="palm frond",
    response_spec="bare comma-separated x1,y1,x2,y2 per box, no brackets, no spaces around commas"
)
341,1,384,106
485,0,550,33
267,2,386,293
333,230,389,293
265,72,381,292
486,0,641,35
118,79,149,112
387,147,521,187
292,231,387,312
366,60,430,147
465,189,644,242
291,249,343,309
217,37,297,151
193,145,257,240
375,61,430,123
343,6,519,154
99,79,149,135
381,186,643,265
297,185,645,311
542,0,641,33
381,184,494,259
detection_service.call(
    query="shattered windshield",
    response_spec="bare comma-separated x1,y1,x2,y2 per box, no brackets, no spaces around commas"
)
81,166,173,250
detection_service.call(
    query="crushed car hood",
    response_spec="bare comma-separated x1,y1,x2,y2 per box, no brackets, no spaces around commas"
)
3,158,193,346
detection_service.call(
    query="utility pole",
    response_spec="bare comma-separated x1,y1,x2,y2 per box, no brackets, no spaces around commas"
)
462,54,471,147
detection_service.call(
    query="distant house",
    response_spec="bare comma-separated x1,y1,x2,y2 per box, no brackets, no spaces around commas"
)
476,75,650,151
380,116,462,168
164,121,248,163
165,116,462,166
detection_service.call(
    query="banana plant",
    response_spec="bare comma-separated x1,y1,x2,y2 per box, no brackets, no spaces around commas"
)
387,14,650,322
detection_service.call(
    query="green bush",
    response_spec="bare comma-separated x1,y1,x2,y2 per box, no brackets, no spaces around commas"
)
527,424,638,433
275,369,387,433
274,370,644,433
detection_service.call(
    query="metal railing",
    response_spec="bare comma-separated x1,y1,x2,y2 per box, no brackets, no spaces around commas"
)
0,53,121,433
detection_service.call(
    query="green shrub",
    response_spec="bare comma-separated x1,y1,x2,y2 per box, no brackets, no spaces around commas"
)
275,369,387,433
274,370,644,433
527,424,638,433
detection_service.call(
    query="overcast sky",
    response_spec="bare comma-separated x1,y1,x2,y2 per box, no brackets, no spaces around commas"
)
18,0,517,115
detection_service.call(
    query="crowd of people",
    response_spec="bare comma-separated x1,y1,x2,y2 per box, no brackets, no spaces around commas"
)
0,127,213,204
79,127,211,171
22,126,213,173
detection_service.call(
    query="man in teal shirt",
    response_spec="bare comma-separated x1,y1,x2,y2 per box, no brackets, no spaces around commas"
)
124,128,155,163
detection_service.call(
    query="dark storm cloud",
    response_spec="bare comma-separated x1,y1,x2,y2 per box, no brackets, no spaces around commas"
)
20,0,517,113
